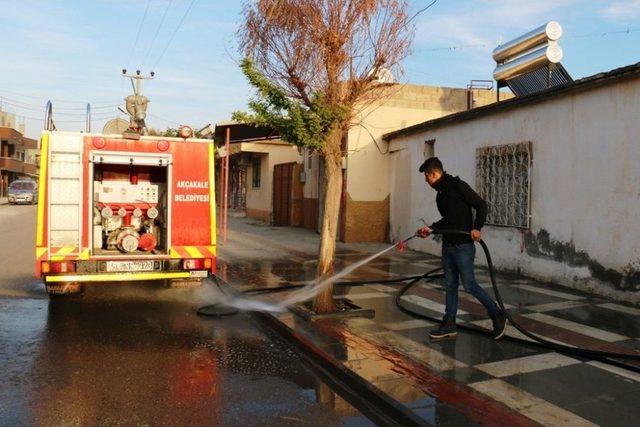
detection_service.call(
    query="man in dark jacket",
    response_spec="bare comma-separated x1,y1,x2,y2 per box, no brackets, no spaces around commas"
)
416,157,507,340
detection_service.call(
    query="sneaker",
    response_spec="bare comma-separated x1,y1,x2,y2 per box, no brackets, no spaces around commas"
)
429,317,457,340
491,310,507,340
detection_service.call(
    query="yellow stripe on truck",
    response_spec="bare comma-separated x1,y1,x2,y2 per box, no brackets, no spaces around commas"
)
208,143,216,246
50,246,76,261
184,246,203,258
45,272,192,283
36,133,49,246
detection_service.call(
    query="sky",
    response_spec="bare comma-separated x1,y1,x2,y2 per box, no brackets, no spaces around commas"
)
0,0,638,139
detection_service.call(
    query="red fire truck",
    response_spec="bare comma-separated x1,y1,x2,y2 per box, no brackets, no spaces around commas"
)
35,130,216,295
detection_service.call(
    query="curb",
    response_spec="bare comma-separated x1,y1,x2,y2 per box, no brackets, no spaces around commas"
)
256,311,430,427
211,275,427,426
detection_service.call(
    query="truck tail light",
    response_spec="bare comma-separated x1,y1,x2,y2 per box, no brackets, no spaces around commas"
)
183,259,207,270
49,261,76,273
41,262,50,273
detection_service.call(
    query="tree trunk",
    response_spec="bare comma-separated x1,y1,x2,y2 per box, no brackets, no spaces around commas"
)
312,130,344,313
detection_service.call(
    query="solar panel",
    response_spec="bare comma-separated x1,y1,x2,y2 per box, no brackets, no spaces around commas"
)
504,62,573,96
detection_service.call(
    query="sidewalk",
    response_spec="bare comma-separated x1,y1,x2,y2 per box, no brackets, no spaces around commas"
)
218,217,640,426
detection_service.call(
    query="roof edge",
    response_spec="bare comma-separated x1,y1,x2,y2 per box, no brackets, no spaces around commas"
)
383,61,640,142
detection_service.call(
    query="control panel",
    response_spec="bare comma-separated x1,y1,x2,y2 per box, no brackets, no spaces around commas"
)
94,181,159,204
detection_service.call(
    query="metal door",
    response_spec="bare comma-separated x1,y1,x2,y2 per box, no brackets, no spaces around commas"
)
273,162,294,226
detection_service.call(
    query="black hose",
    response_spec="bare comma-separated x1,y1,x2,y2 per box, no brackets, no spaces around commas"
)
415,229,640,363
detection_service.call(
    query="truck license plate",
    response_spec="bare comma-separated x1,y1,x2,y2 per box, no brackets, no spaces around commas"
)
106,260,155,272
189,270,208,278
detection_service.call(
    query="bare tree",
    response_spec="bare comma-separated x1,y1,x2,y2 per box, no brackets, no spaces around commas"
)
237,0,414,313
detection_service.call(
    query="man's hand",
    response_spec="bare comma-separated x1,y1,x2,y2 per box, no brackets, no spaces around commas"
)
471,229,482,241
416,226,431,238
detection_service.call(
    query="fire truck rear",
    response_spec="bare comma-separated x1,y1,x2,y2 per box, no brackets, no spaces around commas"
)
35,131,216,295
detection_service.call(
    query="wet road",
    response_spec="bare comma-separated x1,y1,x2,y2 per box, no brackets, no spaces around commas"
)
0,205,373,426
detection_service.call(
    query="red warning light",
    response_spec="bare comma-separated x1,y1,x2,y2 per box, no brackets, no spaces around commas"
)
157,140,169,151
92,137,106,149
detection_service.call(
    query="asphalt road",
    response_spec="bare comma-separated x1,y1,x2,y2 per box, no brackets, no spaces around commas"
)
0,204,372,426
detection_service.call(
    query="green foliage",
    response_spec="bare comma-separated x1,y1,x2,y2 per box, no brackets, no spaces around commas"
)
233,58,346,150
148,127,204,138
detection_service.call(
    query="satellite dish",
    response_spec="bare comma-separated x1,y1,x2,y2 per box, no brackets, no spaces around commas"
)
102,118,130,134
368,67,395,84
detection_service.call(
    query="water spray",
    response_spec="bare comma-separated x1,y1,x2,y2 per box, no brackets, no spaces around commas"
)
198,234,417,315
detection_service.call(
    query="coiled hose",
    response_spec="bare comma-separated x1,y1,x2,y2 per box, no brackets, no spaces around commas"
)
394,229,640,369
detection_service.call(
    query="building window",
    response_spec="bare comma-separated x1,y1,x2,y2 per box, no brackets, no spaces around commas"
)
252,157,261,188
475,141,531,228
307,150,312,169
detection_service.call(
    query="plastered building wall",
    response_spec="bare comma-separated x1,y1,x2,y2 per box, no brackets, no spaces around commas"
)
244,142,302,221
343,84,503,242
388,78,640,302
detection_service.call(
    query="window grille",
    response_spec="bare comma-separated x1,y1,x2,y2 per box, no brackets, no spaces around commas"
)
475,142,531,228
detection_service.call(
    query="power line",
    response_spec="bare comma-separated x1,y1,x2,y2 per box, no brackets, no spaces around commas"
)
0,97,119,115
414,26,640,53
147,113,180,126
0,93,119,109
566,27,640,39
11,113,117,124
141,0,174,68
0,88,121,106
152,0,197,69
126,0,152,68
407,0,439,26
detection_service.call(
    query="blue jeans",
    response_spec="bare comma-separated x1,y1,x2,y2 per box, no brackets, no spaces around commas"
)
442,243,499,320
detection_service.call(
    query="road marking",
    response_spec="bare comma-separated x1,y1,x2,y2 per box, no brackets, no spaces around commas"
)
587,361,640,383
469,319,536,343
400,294,468,315
368,331,467,371
369,284,400,293
457,292,516,309
598,302,640,316
523,312,629,342
475,352,580,377
383,319,435,331
524,301,589,313
337,292,391,300
514,284,585,301
470,379,597,426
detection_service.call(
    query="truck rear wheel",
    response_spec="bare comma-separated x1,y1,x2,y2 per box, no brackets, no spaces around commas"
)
46,282,83,296
167,278,203,289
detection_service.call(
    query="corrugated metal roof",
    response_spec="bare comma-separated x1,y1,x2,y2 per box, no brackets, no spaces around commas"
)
506,63,573,96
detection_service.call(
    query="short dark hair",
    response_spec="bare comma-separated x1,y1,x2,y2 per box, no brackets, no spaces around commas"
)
419,157,443,173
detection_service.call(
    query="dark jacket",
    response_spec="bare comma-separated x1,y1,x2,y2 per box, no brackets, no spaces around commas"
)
430,173,487,245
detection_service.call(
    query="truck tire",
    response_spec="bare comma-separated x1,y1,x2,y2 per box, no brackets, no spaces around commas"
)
46,282,83,296
167,278,203,289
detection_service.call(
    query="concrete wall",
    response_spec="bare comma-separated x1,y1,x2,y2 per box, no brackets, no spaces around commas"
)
343,84,503,242
244,141,302,222
388,78,640,303
0,110,25,135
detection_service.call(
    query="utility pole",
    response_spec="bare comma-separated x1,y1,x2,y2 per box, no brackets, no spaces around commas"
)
121,69,154,135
